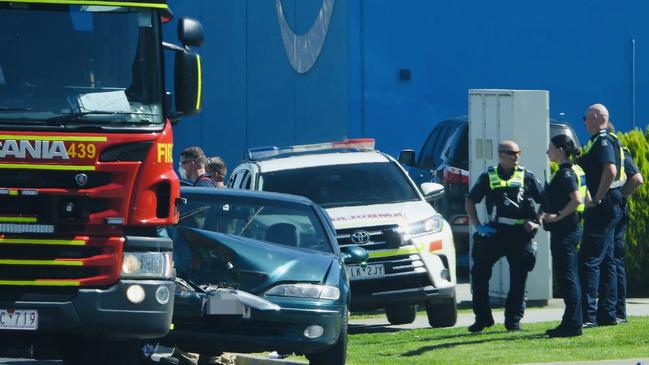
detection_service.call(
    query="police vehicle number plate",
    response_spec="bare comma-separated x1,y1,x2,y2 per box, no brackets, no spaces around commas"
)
0,309,38,330
346,264,385,280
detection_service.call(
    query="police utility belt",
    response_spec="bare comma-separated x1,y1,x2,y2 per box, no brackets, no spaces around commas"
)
490,217,526,225
486,165,531,226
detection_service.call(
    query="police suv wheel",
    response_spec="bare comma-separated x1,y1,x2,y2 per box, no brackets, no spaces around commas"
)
385,305,417,325
426,296,457,328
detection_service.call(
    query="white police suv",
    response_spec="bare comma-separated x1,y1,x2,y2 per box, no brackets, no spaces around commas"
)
228,139,456,327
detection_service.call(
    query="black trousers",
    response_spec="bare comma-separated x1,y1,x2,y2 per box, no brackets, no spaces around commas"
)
551,224,583,330
471,225,535,325
579,195,622,324
611,207,629,320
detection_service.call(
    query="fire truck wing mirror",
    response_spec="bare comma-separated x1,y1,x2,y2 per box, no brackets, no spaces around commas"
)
174,50,202,118
398,149,416,166
178,17,204,48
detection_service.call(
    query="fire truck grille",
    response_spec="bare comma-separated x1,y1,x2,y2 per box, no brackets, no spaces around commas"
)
0,266,101,280
0,237,122,287
0,170,112,189
0,195,109,225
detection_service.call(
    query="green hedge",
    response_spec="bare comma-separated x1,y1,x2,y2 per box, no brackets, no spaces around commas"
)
616,129,649,296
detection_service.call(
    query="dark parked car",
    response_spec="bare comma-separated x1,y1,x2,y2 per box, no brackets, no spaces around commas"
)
161,187,367,365
401,117,581,271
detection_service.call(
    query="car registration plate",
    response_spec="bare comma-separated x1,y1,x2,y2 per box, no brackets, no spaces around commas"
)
206,292,251,319
346,264,385,281
0,309,38,330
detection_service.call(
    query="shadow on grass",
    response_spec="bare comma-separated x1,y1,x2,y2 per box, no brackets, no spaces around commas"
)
349,324,404,334
400,333,547,357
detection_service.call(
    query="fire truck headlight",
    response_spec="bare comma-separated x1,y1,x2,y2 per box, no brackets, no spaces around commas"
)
121,252,173,279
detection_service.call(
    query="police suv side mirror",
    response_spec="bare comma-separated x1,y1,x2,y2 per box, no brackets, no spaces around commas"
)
341,245,369,264
421,182,445,202
398,149,416,166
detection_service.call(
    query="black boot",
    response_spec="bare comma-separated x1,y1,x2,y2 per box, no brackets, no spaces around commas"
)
468,318,495,333
546,325,582,338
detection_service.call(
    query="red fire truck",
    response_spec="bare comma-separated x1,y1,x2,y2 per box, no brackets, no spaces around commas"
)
0,1,202,363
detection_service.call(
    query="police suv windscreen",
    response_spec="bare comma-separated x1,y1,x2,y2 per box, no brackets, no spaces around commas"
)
0,4,163,126
260,162,421,208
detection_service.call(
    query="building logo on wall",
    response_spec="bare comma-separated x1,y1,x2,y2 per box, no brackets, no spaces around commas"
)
275,0,334,74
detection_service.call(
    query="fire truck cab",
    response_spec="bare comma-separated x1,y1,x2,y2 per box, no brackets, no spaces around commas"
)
0,1,202,363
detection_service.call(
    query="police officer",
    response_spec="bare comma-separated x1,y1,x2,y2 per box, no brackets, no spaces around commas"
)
610,144,643,323
541,135,587,337
465,140,543,332
578,104,625,327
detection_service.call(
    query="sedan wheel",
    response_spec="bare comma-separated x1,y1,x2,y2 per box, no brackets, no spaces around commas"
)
307,311,348,365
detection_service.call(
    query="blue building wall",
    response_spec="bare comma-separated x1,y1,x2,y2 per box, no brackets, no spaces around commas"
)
165,0,649,174
360,0,649,157
165,0,349,169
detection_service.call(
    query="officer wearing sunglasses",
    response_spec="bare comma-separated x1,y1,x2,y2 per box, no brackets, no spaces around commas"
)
465,140,543,333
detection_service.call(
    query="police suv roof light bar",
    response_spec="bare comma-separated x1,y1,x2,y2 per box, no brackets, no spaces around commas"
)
247,138,375,161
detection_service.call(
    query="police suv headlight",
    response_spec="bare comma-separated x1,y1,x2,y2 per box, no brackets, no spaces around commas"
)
121,252,173,279
265,284,340,300
402,215,444,239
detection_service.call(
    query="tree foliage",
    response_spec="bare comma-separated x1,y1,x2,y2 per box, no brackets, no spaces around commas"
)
616,129,649,296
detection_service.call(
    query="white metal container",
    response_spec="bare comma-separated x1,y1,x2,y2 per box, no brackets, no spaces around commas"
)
468,89,551,303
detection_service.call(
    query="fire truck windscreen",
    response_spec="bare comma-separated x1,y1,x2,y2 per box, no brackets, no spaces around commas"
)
0,4,164,126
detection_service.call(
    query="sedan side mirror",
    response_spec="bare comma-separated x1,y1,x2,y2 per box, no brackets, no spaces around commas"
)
341,245,368,264
421,182,445,202
398,149,416,166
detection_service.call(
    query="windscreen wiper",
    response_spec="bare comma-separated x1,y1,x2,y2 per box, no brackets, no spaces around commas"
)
0,107,33,112
44,110,138,124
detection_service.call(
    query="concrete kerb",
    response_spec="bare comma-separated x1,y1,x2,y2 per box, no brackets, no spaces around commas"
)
233,354,306,365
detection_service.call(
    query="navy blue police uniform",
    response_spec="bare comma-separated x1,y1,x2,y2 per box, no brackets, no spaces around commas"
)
543,163,586,334
467,164,543,330
609,149,639,321
577,129,625,326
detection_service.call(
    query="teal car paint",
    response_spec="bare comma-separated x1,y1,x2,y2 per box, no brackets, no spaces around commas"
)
162,187,363,365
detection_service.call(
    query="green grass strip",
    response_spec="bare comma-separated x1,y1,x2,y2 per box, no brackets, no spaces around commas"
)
347,317,649,364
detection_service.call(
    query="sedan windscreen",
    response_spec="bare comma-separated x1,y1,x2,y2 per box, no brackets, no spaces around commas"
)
177,194,333,253
260,162,420,208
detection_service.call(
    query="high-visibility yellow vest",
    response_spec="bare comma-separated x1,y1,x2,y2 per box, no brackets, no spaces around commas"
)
488,165,525,190
571,164,587,213
487,165,528,224
549,164,586,213
582,131,626,189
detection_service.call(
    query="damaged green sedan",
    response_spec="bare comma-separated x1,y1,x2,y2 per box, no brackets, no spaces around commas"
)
161,187,367,365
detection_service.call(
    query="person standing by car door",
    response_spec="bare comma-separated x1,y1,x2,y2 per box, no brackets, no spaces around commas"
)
578,104,626,328
465,140,543,332
541,135,588,337
179,146,217,187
